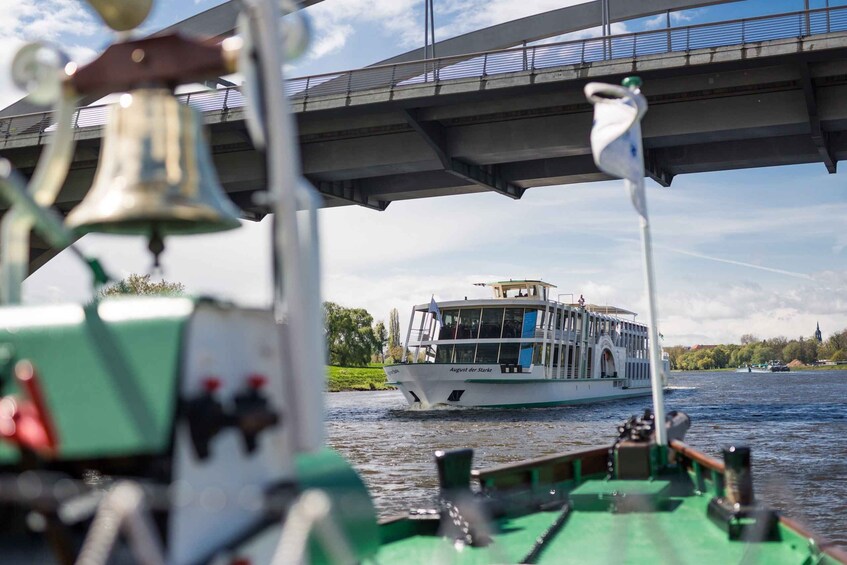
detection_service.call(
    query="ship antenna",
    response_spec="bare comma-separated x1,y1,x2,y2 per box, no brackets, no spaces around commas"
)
585,76,667,446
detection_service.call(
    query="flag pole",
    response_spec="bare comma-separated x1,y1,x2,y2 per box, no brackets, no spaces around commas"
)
631,177,667,446
585,76,667,446
623,77,667,447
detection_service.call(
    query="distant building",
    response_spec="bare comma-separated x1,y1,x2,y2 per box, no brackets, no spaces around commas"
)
815,322,822,343
690,344,717,351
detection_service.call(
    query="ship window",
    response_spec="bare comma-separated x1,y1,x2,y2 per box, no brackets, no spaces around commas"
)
439,309,459,340
519,344,533,368
435,345,453,363
475,343,499,363
456,308,481,339
453,344,476,363
479,308,504,338
499,343,520,365
533,344,544,365
502,308,523,338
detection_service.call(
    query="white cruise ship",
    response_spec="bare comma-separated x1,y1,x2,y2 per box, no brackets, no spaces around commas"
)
385,280,668,408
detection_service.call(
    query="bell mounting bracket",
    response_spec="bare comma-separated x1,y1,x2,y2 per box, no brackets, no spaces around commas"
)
68,33,238,97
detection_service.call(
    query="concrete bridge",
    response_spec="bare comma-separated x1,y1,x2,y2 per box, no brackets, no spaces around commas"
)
1,2,846,266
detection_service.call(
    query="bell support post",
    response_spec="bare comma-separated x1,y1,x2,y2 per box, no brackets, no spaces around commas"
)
241,0,326,452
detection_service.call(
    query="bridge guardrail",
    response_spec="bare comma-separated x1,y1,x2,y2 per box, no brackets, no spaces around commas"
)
2,6,846,142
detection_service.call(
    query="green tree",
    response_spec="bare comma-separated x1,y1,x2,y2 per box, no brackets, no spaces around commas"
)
822,329,847,358
374,321,387,362
711,345,729,368
388,308,401,350
750,344,778,365
740,333,758,345
781,338,818,365
782,341,803,364
665,345,688,370
324,302,380,367
99,273,185,298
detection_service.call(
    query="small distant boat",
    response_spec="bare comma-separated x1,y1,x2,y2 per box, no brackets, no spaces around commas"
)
736,361,790,373
385,280,669,408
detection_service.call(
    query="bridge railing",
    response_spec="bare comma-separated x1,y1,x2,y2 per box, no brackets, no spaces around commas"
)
2,5,846,141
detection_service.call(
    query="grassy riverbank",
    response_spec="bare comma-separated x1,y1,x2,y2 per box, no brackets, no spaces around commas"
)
327,364,394,392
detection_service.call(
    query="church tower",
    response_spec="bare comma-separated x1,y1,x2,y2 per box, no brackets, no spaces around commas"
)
815,322,822,343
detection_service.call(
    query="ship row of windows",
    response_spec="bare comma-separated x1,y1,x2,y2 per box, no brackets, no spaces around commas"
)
434,342,651,380
435,307,646,345
435,342,529,364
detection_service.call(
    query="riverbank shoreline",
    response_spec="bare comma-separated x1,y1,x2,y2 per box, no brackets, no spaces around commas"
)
327,364,394,392
670,364,846,374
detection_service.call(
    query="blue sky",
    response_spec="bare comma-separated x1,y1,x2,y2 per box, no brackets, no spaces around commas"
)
2,0,845,346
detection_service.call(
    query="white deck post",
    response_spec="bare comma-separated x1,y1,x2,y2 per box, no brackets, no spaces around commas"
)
403,306,416,363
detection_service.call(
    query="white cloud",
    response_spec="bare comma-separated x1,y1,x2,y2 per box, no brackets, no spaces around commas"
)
304,0,420,59
644,10,694,31
303,0,596,62
0,0,101,109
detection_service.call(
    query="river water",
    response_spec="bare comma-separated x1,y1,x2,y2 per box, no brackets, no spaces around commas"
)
326,370,847,547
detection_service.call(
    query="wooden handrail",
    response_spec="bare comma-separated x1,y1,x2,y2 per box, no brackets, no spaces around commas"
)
669,439,725,473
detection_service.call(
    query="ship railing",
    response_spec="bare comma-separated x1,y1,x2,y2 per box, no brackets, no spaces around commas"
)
3,6,847,141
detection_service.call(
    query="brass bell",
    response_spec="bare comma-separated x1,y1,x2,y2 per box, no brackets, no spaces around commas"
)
85,0,153,31
66,89,242,247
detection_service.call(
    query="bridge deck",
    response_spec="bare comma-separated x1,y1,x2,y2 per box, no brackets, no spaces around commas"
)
1,6,846,268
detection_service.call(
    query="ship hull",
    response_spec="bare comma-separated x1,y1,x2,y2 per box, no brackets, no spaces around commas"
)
385,363,652,408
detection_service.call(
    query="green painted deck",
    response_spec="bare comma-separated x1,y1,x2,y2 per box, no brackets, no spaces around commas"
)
377,480,831,564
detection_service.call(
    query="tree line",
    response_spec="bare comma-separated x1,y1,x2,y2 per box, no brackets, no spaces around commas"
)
665,330,847,371
324,302,408,367
98,276,401,368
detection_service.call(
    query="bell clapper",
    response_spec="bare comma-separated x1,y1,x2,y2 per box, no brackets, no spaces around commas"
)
148,227,165,270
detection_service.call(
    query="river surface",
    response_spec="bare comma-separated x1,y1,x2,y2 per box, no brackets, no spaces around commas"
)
326,370,847,547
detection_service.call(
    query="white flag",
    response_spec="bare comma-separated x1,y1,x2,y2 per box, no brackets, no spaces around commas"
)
428,296,442,324
585,82,649,218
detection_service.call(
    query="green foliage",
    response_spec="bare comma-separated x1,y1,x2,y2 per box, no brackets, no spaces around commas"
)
664,345,688,370
388,308,401,350
387,345,405,363
373,321,387,362
781,338,818,365
820,328,847,361
326,364,393,392
99,274,185,298
670,330,847,370
324,302,382,367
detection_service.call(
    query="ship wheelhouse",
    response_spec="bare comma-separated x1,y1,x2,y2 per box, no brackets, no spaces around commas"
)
403,280,652,382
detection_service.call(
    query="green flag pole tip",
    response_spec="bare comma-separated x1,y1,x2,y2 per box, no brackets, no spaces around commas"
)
622,76,642,88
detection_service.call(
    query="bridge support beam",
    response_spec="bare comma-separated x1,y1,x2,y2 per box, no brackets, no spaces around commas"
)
800,63,837,174
310,178,389,211
645,149,674,187
403,110,525,200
